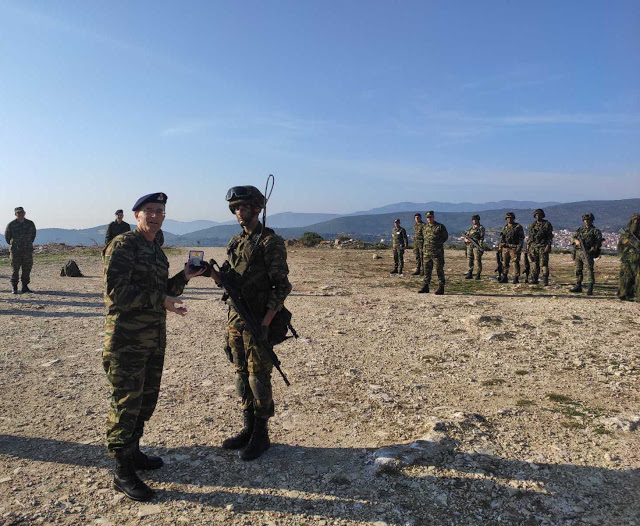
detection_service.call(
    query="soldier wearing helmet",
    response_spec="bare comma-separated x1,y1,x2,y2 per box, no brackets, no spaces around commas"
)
570,212,603,295
617,213,640,301
463,214,485,280
212,185,291,460
497,212,525,283
526,209,554,286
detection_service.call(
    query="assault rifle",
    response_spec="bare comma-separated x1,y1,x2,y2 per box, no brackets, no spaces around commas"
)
461,232,484,255
209,259,291,386
572,233,590,261
495,249,503,275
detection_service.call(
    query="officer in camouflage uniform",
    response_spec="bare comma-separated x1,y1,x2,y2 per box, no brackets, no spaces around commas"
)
212,185,291,461
102,192,204,501
390,219,409,275
498,212,525,284
618,213,640,301
104,209,131,246
413,213,424,275
526,209,554,286
418,211,448,295
4,206,37,294
570,213,603,296
464,214,485,280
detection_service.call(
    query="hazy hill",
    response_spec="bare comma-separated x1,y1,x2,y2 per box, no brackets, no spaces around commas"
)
349,200,560,215
162,219,219,235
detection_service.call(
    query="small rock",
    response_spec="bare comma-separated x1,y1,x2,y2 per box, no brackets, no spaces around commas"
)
0,477,11,483
373,254,382,260
201,380,213,387
137,504,162,517
41,359,61,367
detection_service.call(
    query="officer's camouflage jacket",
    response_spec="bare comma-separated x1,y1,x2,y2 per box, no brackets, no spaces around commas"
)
104,220,131,246
413,222,424,244
527,220,554,247
4,219,36,254
392,226,409,248
422,221,449,255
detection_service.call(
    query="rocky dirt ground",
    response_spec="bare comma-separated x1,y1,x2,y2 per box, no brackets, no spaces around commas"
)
0,246,638,526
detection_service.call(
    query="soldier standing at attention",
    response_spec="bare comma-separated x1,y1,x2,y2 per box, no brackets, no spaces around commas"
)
412,213,424,275
4,206,36,294
418,211,448,295
498,212,525,284
464,214,485,280
526,209,554,286
104,209,131,246
210,185,291,461
617,213,640,301
570,213,603,296
390,219,409,275
102,193,204,501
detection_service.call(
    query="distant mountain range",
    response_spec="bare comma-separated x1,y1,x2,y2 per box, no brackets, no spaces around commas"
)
0,199,636,247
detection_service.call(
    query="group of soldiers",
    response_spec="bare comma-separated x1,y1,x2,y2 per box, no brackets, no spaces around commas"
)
390,209,640,299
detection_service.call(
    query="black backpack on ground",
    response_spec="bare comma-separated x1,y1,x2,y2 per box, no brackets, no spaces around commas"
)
60,260,83,277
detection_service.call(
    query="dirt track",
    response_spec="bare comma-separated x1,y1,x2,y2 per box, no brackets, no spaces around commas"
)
0,247,638,525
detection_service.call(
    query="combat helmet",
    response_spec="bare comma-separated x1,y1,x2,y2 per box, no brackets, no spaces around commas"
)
533,208,545,218
471,214,480,221
581,212,595,221
226,185,265,213
505,212,516,220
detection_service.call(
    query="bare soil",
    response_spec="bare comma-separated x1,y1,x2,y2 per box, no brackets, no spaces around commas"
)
0,247,638,525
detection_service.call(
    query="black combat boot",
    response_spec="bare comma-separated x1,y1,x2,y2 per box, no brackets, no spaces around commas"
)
11,285,19,294
418,284,429,294
475,274,481,280
21,284,32,293
390,268,398,275
412,269,421,276
132,441,164,470
543,276,549,286
498,274,508,283
530,275,539,285
434,284,445,295
222,410,254,450
464,271,473,279
512,276,519,284
113,451,154,502
240,417,270,461
524,276,529,284
586,284,594,296
570,282,582,293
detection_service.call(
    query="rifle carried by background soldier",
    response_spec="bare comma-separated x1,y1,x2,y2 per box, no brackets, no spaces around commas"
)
461,232,484,255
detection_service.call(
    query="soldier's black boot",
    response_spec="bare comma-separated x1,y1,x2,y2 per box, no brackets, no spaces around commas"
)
11,285,19,294
524,276,529,284
543,276,549,286
475,274,481,280
418,283,429,294
434,284,445,295
586,284,594,296
240,417,270,461
113,451,154,502
530,274,539,285
21,284,32,293
222,410,254,450
464,271,473,279
390,268,398,275
132,441,164,470
512,276,519,284
498,274,508,283
412,268,421,276
570,282,582,293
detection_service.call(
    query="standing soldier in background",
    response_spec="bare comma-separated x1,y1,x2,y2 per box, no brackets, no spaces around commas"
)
526,209,554,286
412,213,424,275
570,213,603,296
498,212,525,284
464,214,485,280
104,209,131,246
102,192,204,501
4,206,36,294
390,219,409,275
617,213,640,301
418,211,448,295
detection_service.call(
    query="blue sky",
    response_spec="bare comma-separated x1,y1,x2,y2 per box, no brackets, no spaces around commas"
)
0,0,638,228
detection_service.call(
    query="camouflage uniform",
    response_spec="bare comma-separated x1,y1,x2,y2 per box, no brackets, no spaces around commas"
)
413,222,424,275
102,229,189,456
499,223,525,278
570,224,602,286
391,226,409,273
226,223,291,420
422,221,449,286
4,218,36,288
526,220,554,281
617,214,640,301
465,224,485,277
105,220,131,246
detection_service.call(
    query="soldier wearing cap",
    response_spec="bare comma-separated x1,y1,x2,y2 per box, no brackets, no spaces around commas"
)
102,192,205,501
390,219,409,275
104,209,131,246
570,213,603,295
412,214,424,275
498,212,525,283
209,185,291,461
617,213,640,301
463,214,485,280
4,207,37,294
526,209,554,286
418,211,448,295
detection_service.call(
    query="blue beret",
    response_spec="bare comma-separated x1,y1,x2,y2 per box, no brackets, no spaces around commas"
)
132,192,167,211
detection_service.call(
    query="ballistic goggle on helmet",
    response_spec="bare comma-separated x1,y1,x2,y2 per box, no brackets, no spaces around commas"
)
505,212,515,220
581,213,595,221
534,209,545,218
226,185,265,212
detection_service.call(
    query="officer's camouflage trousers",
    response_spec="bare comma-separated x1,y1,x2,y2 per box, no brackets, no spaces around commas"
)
9,251,33,286
393,247,405,273
618,254,640,301
501,247,521,277
423,252,445,285
414,245,424,274
528,245,549,279
574,252,595,285
466,245,482,275
228,308,274,420
102,315,166,456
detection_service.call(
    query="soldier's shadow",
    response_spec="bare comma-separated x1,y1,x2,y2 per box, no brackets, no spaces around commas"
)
0,434,637,524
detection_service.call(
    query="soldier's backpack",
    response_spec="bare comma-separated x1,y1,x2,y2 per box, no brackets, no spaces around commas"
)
268,307,298,346
60,259,83,277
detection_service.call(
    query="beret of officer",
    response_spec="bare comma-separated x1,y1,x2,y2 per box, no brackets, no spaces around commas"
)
14,207,25,213
132,193,168,212
425,211,434,217
115,209,123,215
